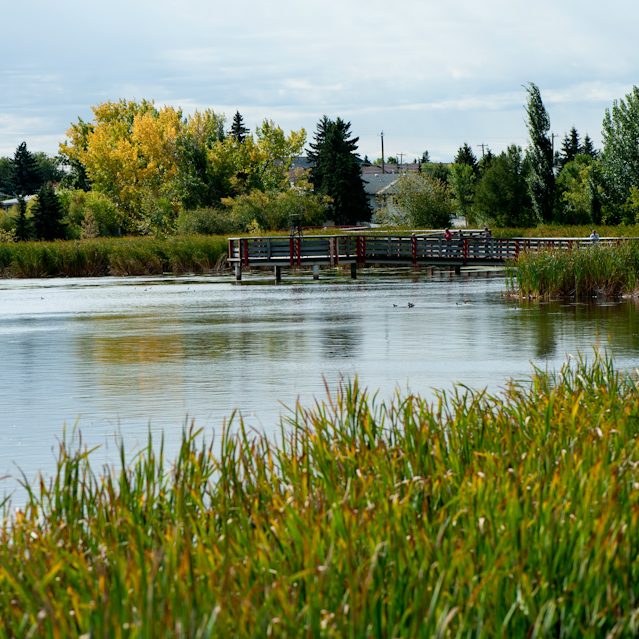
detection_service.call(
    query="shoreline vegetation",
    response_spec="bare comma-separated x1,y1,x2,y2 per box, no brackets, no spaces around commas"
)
1,354,638,636
2,230,639,303
0,235,228,278
511,241,639,300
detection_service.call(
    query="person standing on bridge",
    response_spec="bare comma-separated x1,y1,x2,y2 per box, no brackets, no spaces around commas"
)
589,229,600,243
443,228,453,257
484,226,493,258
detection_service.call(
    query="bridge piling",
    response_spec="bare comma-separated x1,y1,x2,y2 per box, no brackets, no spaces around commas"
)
313,264,320,280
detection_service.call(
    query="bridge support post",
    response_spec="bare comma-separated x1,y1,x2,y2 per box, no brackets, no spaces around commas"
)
234,263,242,281
312,264,320,280
274,265,282,282
454,265,461,275
350,262,357,279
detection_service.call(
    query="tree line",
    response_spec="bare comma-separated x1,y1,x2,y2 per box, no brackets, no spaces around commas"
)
385,83,639,229
0,104,370,241
2,83,639,241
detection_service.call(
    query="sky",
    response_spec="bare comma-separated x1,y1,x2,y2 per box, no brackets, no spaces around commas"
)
1,0,637,162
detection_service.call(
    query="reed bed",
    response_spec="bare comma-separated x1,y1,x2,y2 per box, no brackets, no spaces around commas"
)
512,241,639,299
0,235,228,278
1,354,638,637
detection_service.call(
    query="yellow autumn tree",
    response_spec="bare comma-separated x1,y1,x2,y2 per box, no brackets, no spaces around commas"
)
61,101,307,234
61,100,183,233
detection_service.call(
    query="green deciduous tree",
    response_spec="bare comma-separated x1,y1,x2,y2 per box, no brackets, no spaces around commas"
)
556,154,599,225
308,116,370,225
449,163,477,225
395,173,454,228
175,109,228,208
60,189,124,238
525,82,555,223
601,86,639,218
221,189,329,232
474,145,533,227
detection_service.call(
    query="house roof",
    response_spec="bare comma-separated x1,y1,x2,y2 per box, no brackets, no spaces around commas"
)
362,173,399,195
1,194,35,209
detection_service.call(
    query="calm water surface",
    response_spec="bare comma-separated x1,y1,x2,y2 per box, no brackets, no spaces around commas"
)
2,269,639,496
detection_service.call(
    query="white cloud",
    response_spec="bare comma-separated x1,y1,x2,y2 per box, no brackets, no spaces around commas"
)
0,0,638,159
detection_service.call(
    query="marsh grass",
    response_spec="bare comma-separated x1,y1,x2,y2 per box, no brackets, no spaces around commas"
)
1,354,638,637
511,241,639,299
0,235,228,278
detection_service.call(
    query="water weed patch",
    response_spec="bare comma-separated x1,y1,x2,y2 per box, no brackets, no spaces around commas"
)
0,354,638,637
511,241,639,299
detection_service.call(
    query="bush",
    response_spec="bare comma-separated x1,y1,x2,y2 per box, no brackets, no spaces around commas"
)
176,207,239,235
59,190,123,238
222,188,329,232
394,173,454,228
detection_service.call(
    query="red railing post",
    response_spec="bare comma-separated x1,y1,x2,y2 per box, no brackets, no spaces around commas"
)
296,237,302,267
411,235,417,266
356,235,367,265
463,238,469,262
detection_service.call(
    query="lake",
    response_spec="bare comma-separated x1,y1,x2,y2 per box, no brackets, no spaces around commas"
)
2,268,639,499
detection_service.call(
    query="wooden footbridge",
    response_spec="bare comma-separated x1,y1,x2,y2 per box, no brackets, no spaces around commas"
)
227,231,622,281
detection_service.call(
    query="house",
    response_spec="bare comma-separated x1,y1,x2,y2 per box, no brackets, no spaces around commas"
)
1,195,35,210
361,172,401,218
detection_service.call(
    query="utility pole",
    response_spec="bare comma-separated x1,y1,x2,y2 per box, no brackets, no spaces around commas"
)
397,152,404,170
477,143,487,158
381,131,385,174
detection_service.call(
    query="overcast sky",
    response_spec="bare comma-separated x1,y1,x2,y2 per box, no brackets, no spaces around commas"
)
1,0,637,162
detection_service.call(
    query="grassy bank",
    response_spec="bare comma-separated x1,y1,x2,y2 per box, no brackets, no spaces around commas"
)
511,241,639,299
1,354,638,637
0,235,228,278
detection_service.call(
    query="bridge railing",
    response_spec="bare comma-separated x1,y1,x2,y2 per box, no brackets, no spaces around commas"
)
227,235,632,266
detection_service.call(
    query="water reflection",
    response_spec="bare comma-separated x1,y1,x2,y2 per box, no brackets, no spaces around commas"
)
1,271,639,495
506,299,639,358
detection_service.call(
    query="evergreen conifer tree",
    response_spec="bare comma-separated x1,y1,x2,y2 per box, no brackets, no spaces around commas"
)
581,135,598,158
478,148,494,175
454,143,478,174
307,116,370,225
11,142,40,197
32,183,65,240
525,83,555,223
229,111,250,142
558,127,581,170
15,197,32,241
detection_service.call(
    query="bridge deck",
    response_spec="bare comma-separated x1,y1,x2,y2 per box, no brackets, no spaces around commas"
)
228,233,626,270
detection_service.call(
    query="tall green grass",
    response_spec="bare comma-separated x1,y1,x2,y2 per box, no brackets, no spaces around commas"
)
1,354,638,637
511,241,639,299
0,235,228,278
